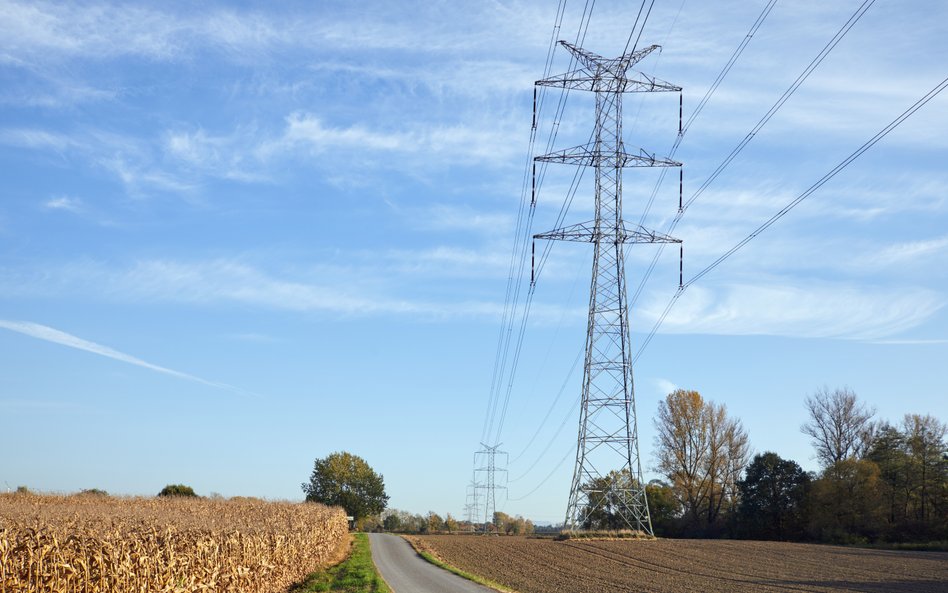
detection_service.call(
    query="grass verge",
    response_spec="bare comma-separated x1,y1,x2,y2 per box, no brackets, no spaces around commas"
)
402,535,519,593
294,533,391,592
555,529,653,541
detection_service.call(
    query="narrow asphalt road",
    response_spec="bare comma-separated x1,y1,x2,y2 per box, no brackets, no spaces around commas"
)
368,533,498,593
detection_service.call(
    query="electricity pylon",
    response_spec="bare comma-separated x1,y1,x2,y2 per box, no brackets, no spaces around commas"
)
533,41,682,534
464,479,481,532
474,443,507,533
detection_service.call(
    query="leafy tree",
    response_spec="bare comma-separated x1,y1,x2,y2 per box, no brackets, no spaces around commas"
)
736,452,810,540
645,480,682,536
382,512,403,532
801,387,875,467
808,458,885,543
580,470,647,531
867,422,912,535
654,389,749,534
902,414,947,528
444,513,459,532
425,511,444,533
158,484,197,497
302,451,389,520
493,512,534,535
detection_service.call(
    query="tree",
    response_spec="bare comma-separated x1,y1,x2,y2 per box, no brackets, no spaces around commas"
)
581,470,645,531
382,512,404,532
493,511,534,535
425,511,444,533
866,422,911,533
645,480,682,536
736,452,810,540
654,389,750,534
158,484,197,497
808,458,885,543
901,414,947,528
302,451,389,520
801,387,875,468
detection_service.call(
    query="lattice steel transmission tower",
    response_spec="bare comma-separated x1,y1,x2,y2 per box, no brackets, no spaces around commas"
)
474,443,507,532
464,479,481,532
533,41,682,534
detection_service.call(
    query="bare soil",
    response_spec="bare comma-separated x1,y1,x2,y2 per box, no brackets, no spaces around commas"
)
414,535,948,593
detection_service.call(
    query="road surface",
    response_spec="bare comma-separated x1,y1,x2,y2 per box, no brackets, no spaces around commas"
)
368,533,498,593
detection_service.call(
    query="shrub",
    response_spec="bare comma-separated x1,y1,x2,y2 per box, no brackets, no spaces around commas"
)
158,484,198,497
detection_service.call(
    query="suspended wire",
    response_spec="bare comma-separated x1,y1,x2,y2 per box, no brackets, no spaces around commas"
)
630,0,872,309
507,444,577,502
688,0,876,210
509,254,587,465
485,2,599,447
481,0,572,444
622,0,655,57
636,0,778,229
509,392,581,482
631,73,948,365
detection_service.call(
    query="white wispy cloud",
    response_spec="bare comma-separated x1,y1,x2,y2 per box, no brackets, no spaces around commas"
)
0,127,82,152
870,236,948,267
415,205,514,235
654,378,678,396
43,195,82,212
647,282,944,340
0,320,251,396
259,112,523,168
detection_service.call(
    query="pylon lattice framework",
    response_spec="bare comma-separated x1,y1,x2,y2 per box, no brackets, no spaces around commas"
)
464,479,481,532
533,41,682,534
474,443,507,533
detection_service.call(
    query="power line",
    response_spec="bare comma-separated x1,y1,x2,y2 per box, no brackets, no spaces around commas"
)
630,0,874,310
632,73,948,365
636,0,778,229
507,444,576,502
483,1,599,447
687,0,876,210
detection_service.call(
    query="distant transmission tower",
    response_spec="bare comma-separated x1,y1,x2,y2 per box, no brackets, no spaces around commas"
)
474,443,507,533
464,479,481,532
533,41,683,534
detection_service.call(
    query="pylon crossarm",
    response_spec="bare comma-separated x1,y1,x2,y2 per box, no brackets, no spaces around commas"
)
558,40,607,72
535,144,681,167
616,44,661,72
534,221,681,244
536,70,680,93
559,41,660,75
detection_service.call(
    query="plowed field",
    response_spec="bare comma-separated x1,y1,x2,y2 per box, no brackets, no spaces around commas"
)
413,535,948,593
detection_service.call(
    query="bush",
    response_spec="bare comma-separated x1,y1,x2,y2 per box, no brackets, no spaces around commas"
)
158,484,198,497
78,488,109,497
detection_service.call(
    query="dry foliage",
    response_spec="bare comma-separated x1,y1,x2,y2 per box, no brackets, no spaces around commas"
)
0,492,349,592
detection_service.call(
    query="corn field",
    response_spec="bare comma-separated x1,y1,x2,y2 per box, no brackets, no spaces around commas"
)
0,493,349,592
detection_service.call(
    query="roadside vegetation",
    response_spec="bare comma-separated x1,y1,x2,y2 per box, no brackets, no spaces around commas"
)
294,533,390,593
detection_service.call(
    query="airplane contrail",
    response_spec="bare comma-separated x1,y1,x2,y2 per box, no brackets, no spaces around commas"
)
0,320,254,397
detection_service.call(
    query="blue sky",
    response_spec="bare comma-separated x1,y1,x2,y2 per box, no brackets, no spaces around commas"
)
1,0,946,524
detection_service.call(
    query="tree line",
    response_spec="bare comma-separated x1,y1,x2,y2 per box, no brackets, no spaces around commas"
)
373,509,535,535
624,387,948,543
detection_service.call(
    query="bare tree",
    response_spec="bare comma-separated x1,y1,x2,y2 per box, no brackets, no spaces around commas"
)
655,389,750,531
801,386,875,467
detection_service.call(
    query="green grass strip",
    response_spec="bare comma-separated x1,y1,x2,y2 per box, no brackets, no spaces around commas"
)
295,533,391,593
404,537,519,593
